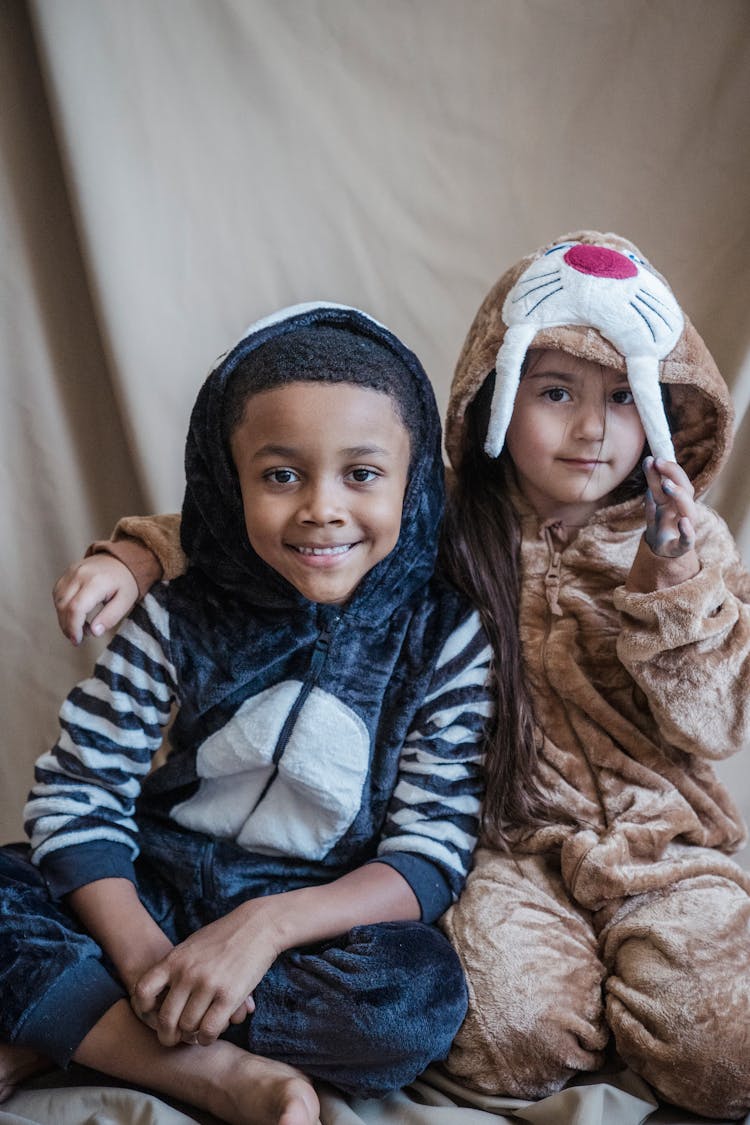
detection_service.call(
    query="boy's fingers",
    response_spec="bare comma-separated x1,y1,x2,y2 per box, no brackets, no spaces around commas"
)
131,969,168,1016
154,985,196,1048
196,997,235,1045
176,991,216,1044
228,995,254,1024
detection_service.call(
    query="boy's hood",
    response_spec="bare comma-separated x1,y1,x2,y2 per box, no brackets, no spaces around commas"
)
180,302,445,615
445,231,734,497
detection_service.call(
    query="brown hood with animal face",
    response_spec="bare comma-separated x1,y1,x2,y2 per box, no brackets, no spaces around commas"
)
445,230,734,498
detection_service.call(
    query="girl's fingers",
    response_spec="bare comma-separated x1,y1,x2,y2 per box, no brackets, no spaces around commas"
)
87,588,137,637
660,477,697,520
653,457,693,493
653,459,696,509
677,516,696,553
644,464,671,506
642,457,665,501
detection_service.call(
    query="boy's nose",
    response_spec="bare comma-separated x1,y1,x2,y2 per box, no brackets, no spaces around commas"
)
298,483,346,525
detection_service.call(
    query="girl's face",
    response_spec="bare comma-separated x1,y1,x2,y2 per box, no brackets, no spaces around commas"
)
505,348,646,524
230,382,411,604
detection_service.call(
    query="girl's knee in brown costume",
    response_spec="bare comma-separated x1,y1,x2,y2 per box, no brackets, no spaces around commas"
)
602,874,750,1119
442,852,608,1098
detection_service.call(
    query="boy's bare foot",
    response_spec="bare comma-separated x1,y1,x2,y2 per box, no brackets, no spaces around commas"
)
205,1050,319,1125
0,1043,52,1101
75,999,319,1125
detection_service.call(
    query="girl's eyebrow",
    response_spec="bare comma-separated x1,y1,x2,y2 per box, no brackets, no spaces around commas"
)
525,369,578,382
525,368,631,386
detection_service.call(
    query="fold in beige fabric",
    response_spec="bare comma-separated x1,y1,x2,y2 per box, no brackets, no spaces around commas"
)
2,1065,746,1124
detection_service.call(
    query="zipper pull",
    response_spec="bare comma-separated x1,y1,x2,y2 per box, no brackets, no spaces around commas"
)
309,615,339,677
544,551,563,616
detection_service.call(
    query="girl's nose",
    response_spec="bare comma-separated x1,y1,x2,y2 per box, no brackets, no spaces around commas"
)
572,400,606,441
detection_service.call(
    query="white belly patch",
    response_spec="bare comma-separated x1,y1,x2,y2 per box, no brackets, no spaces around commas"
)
171,681,371,860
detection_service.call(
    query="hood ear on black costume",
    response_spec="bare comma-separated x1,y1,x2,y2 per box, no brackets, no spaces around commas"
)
446,231,734,499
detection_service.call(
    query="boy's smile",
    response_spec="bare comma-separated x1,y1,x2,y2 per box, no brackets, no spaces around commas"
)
505,349,647,524
230,382,411,604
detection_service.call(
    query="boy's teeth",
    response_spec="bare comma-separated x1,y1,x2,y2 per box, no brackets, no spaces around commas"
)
296,544,350,556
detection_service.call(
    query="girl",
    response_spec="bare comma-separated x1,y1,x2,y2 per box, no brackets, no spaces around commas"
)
52,234,750,1119
440,231,750,1120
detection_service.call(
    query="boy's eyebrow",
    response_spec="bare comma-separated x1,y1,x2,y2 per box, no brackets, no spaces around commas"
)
340,445,392,458
252,443,393,460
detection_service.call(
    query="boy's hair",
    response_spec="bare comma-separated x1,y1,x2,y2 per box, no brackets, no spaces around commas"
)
222,325,424,462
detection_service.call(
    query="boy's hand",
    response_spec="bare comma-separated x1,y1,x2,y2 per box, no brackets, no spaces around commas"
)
130,898,284,1047
643,457,697,558
53,555,139,645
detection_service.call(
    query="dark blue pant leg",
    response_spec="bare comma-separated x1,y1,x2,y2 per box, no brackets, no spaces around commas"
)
0,845,125,1066
245,920,468,1098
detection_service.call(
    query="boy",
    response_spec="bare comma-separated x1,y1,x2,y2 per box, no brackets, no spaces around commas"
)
0,303,492,1125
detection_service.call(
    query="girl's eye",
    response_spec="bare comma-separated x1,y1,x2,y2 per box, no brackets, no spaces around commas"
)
611,389,635,405
543,387,571,403
266,468,299,485
348,467,379,484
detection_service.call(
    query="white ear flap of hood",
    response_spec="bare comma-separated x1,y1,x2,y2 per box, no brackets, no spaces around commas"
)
484,324,537,458
626,355,676,463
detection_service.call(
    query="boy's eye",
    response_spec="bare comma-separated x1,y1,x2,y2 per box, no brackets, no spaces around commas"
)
611,389,635,405
348,467,379,484
543,387,571,403
265,468,299,485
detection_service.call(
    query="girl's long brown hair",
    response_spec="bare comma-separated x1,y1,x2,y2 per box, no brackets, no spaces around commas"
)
439,373,550,847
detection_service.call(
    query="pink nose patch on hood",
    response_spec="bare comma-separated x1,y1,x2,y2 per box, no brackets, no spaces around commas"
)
564,244,638,280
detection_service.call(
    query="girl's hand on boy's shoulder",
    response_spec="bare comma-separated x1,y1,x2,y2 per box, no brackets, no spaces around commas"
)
130,897,285,1048
53,554,138,645
643,457,697,559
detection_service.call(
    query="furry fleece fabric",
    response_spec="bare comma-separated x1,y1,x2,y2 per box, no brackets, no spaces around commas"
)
441,232,750,1119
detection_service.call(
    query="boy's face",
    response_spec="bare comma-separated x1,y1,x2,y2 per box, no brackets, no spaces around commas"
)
230,382,411,604
505,348,646,523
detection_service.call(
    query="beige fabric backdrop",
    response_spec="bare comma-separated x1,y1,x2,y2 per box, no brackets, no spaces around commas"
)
1,0,749,864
